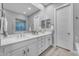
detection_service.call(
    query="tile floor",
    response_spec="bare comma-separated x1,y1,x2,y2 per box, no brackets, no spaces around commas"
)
40,46,77,56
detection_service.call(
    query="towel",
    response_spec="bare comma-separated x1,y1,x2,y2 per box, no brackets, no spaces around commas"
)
2,16,8,36
3,16,8,32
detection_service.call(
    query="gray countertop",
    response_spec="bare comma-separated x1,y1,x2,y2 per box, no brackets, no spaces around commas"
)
0,31,52,46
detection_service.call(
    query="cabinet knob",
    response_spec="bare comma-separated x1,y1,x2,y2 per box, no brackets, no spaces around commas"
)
23,50,26,55
67,33,71,35
41,45,43,47
27,48,29,52
48,39,50,41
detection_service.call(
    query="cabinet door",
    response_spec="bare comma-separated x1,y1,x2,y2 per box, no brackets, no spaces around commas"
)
0,47,4,56
26,42,38,56
38,37,46,55
48,35,52,46
41,36,46,51
45,35,52,49
45,36,49,49
8,47,26,56
38,38,42,55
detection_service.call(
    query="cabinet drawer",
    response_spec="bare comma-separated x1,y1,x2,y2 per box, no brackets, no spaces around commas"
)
8,47,26,56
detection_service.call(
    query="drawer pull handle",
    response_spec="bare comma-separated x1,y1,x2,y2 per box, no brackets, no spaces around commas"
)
23,50,26,55
48,39,50,40
67,33,71,35
27,49,29,52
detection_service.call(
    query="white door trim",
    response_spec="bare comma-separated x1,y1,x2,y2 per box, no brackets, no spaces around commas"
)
54,3,74,51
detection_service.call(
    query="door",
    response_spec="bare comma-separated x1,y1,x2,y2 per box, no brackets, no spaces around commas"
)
9,47,26,56
55,4,73,51
38,37,46,55
45,35,52,49
26,42,38,56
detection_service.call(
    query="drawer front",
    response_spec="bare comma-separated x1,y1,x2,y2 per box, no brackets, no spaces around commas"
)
27,42,38,56
7,47,26,56
0,47,4,56
4,39,37,55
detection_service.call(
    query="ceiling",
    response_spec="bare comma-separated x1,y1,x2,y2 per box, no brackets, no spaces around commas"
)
41,3,52,7
3,3,40,16
3,3,63,16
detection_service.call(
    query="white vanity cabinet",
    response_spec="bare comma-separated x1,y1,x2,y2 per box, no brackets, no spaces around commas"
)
4,39,38,56
0,32,52,56
8,40,38,56
38,34,52,55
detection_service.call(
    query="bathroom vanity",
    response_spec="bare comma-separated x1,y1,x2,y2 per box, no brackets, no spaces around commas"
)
0,31,53,56
0,3,54,56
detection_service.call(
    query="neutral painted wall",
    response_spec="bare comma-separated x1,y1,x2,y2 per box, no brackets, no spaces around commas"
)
28,4,54,30
28,3,63,30
5,10,28,35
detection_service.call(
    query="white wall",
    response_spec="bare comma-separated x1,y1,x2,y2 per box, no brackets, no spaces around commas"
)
28,4,54,24
45,5,54,24
28,4,54,30
28,3,63,29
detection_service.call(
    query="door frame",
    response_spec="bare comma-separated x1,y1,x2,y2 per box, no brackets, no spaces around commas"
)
54,3,74,51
